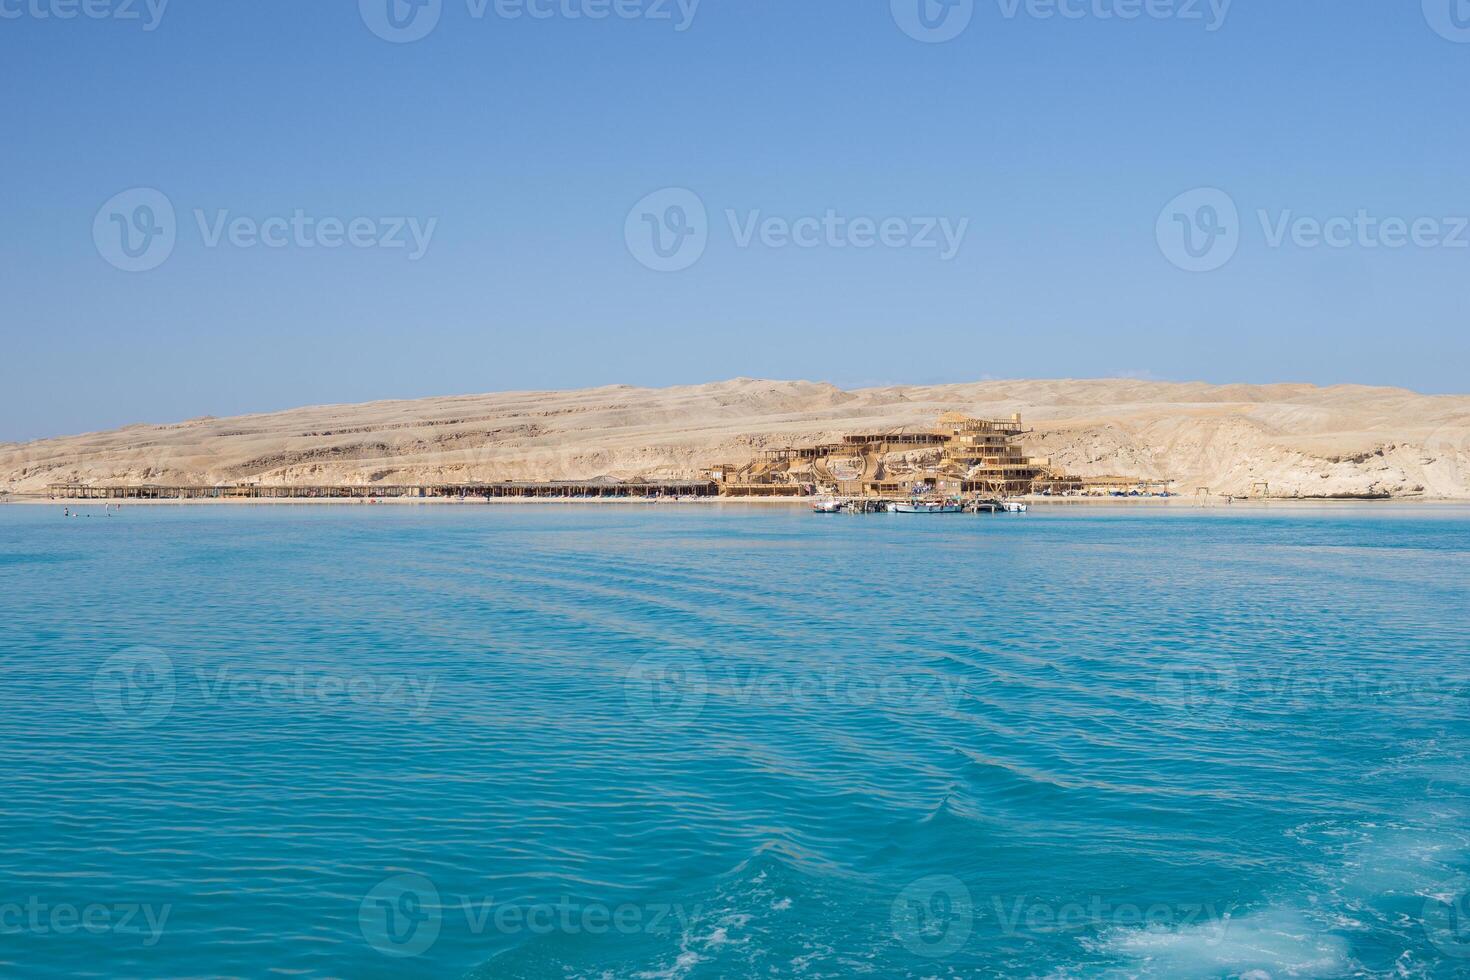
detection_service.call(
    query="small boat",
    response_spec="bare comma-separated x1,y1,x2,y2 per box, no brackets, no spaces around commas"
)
1001,501,1028,513
889,500,963,514
812,499,844,514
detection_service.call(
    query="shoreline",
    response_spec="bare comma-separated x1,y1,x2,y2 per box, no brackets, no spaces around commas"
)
5,494,1468,508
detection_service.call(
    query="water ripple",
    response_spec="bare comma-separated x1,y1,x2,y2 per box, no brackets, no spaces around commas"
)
0,505,1467,977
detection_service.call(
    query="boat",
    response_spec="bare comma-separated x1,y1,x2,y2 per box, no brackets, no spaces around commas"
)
888,500,963,514
1001,501,1028,513
812,499,844,514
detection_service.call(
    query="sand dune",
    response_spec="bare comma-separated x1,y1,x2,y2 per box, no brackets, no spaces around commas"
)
4,378,1470,498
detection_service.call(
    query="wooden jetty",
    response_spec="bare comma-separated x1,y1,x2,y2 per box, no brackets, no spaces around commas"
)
45,480,720,501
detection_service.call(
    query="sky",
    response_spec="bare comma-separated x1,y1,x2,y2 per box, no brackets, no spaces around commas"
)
2,0,1468,441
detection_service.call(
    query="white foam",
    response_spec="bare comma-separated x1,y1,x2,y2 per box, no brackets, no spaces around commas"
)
631,950,701,980
1338,825,1468,902
632,938,704,980
1088,908,1351,978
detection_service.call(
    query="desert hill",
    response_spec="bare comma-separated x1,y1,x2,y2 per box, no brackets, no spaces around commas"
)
4,378,1469,499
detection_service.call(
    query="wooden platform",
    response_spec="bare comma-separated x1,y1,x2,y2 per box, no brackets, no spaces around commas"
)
45,481,720,500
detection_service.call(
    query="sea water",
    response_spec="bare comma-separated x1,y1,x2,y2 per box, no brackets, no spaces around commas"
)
1,503,1468,978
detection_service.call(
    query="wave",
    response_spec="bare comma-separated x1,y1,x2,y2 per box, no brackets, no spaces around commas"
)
1083,908,1353,979
467,839,887,979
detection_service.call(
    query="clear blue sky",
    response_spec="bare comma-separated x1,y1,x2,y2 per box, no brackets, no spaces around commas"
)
3,0,1467,441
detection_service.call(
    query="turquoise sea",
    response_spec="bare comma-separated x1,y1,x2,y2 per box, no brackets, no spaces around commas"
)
1,503,1468,978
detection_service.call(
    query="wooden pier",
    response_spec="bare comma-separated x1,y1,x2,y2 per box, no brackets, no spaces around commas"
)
823,496,1012,514
45,480,720,501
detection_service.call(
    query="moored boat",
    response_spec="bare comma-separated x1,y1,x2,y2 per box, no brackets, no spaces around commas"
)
889,500,963,514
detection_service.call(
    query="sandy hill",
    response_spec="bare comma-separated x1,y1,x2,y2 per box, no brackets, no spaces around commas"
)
3,378,1469,498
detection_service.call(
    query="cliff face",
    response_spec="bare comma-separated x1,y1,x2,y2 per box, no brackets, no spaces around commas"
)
3,378,1469,498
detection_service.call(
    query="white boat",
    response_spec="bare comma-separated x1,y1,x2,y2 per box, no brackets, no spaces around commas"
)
889,501,963,514
812,499,844,513
1001,501,1028,513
